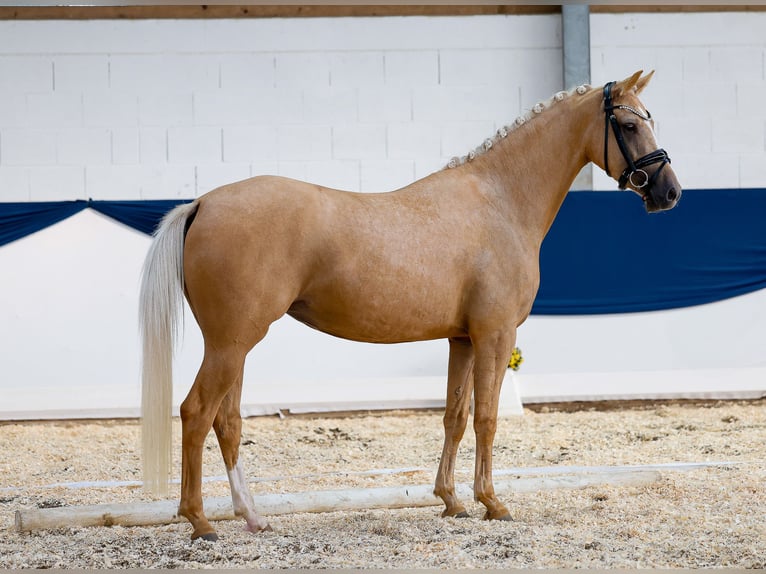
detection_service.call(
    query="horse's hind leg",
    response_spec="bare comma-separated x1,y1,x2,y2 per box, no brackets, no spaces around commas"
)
178,346,248,541
434,337,475,518
213,370,271,534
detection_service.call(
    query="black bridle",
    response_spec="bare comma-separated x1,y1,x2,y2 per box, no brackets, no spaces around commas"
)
603,81,671,192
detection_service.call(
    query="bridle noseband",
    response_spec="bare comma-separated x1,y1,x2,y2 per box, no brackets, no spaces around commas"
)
603,81,670,192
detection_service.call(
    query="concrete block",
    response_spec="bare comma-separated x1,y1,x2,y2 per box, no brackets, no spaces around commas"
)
415,157,448,181
710,48,764,83
56,128,111,165
277,125,331,161
360,159,414,192
85,165,132,199
681,82,736,118
681,47,711,82
655,117,711,154
332,124,386,160
111,128,139,165
223,126,278,163
109,54,219,93
139,164,196,200
0,93,28,128
387,122,441,160
26,93,83,129
196,163,252,195
712,117,764,154
0,167,30,200
201,15,558,53
275,53,330,88
736,83,766,116
194,89,303,126
516,48,564,102
593,12,766,49
168,126,221,164
53,55,109,92
384,14,560,51
29,166,85,201
520,59,564,109
413,86,519,123
440,49,518,88
669,152,739,189
440,121,496,159
138,93,194,127
591,168,618,192
329,52,384,88
739,153,766,188
0,20,205,55
0,56,52,92
276,161,307,182
1,129,56,165
201,18,286,53
220,54,275,90
86,164,194,200
594,46,680,88
139,127,168,164
592,13,678,49
384,51,438,86
303,88,358,125
306,160,360,191
358,87,412,122
251,161,279,177
83,92,138,127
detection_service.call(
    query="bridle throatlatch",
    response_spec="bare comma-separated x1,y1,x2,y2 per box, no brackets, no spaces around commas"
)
603,81,671,191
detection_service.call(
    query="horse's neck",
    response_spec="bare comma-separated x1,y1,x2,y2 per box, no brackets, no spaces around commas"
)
468,98,592,247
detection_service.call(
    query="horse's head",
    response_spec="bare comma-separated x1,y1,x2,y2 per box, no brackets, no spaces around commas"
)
588,70,681,213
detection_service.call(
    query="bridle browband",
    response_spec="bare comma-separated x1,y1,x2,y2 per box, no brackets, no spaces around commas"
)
603,81,671,192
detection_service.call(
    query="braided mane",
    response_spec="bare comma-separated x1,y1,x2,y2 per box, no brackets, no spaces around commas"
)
445,84,592,170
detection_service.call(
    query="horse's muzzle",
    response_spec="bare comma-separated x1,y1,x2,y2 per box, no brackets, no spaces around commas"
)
645,184,681,213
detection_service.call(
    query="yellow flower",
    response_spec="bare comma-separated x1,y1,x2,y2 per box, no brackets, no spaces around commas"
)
508,347,523,371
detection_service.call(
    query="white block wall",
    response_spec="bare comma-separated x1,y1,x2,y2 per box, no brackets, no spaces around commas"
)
0,15,563,201
1,12,765,419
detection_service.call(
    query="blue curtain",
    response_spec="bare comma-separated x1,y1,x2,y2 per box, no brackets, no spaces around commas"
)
1,189,765,314
533,188,766,314
0,199,191,247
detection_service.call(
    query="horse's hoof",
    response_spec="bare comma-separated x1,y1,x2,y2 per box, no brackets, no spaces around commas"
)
441,508,469,519
193,532,219,542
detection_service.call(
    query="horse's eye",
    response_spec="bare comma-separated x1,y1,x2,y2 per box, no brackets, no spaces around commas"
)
623,122,637,133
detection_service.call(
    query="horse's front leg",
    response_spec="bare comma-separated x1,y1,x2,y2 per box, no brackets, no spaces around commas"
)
213,370,271,534
471,330,514,521
434,337,475,518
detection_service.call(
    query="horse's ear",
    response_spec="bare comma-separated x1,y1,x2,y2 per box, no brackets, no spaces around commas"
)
634,70,655,95
613,70,644,97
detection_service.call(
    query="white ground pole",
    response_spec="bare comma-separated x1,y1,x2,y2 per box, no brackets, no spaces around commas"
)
14,462,735,533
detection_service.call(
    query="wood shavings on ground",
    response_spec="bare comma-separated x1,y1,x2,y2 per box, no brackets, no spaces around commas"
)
1,400,765,568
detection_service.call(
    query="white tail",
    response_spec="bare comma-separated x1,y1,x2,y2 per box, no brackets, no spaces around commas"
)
139,201,198,497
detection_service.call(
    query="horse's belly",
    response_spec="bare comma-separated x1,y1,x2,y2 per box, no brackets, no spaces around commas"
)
287,288,465,344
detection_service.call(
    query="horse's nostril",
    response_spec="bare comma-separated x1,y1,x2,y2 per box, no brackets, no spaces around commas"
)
666,187,679,203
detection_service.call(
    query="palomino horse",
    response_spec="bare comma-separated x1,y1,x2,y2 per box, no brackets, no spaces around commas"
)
140,70,681,540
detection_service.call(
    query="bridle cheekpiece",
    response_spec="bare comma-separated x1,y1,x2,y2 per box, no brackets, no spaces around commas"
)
603,81,670,192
